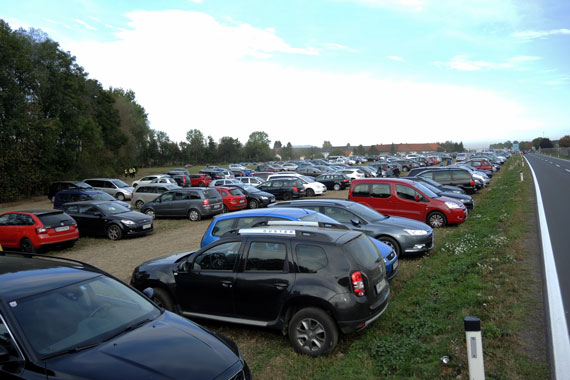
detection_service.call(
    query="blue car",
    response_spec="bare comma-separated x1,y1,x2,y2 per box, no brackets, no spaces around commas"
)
201,208,398,280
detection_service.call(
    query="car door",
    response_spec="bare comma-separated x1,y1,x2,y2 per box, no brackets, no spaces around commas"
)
320,206,372,234
152,192,175,217
76,204,107,236
174,241,242,316
0,214,20,247
234,238,294,321
392,184,427,221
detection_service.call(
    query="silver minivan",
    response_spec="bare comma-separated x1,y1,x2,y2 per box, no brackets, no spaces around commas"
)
83,178,135,201
132,183,180,209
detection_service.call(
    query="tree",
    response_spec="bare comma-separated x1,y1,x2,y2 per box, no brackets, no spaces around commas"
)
186,129,206,163
540,138,553,148
531,137,543,149
280,142,294,160
322,141,332,151
273,140,282,149
205,136,217,164
355,144,366,155
329,148,346,156
559,135,570,147
218,137,242,163
368,145,379,156
244,131,272,161
390,143,396,155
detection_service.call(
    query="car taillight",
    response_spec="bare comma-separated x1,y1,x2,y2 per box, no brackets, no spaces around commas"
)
183,176,187,183
351,272,366,297
203,199,210,206
291,186,298,192
470,179,475,186
36,227,47,234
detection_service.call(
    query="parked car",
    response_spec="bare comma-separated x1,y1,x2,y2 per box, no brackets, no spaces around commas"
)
405,175,466,194
257,177,306,200
216,187,248,213
267,173,327,196
296,166,324,177
229,163,248,170
166,168,191,176
141,188,224,221
238,176,264,187
61,201,153,240
200,208,398,280
407,167,478,194
209,178,243,187
269,199,433,257
131,174,170,188
462,159,494,172
150,176,178,185
339,168,366,180
199,168,226,180
131,225,390,356
231,184,276,208
255,164,280,172
411,180,474,210
83,178,135,201
348,178,467,228
455,152,470,162
47,181,92,202
170,174,192,187
132,183,181,209
54,189,131,210
0,252,251,379
314,173,351,190
0,210,78,252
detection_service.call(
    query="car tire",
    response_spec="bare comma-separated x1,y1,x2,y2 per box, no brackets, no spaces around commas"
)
282,192,292,201
144,209,155,219
135,200,145,210
288,307,338,357
116,193,125,201
152,288,174,311
427,211,447,228
222,205,229,214
188,209,202,221
333,183,341,191
306,188,315,197
379,236,401,257
248,199,259,209
107,224,123,240
20,238,36,253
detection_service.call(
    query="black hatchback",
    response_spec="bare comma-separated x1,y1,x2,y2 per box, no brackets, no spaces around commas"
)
257,178,305,200
0,252,250,380
61,201,153,240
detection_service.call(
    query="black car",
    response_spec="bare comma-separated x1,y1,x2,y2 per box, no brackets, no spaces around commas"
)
315,173,351,190
0,252,250,380
131,226,390,356
232,184,276,208
407,167,478,194
47,181,92,202
199,169,226,180
269,199,434,257
170,174,192,187
141,188,223,221
406,175,466,194
257,178,305,200
61,201,153,240
411,179,474,210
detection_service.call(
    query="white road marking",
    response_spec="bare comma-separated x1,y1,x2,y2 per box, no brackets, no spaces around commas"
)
556,164,560,168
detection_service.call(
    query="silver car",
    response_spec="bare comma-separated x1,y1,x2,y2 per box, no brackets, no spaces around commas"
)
83,178,135,201
132,183,181,209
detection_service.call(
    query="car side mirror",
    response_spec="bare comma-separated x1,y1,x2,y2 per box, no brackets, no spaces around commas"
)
178,260,192,272
414,195,420,202
351,218,361,226
142,287,154,300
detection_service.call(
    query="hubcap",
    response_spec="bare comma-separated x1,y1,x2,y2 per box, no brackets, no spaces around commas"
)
295,318,326,352
430,214,444,228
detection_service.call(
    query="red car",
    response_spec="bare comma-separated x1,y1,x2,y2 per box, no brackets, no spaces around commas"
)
0,210,79,252
189,174,211,187
348,178,467,228
216,186,247,212
463,159,493,171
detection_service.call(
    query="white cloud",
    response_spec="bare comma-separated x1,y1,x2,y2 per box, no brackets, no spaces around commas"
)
512,28,570,39
435,55,540,72
387,55,405,62
64,10,538,146
74,19,97,30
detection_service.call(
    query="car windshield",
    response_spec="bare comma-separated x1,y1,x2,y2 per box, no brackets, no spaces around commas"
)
10,275,159,359
415,177,441,188
300,175,315,183
347,202,387,221
76,182,92,189
98,202,131,215
91,192,116,201
414,182,439,198
242,185,259,193
299,212,341,225
229,188,243,196
112,179,130,188
420,182,442,195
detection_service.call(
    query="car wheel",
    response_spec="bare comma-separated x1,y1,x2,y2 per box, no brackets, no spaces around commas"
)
248,199,259,209
20,238,36,253
427,211,447,228
116,193,125,201
222,205,229,213
306,188,315,197
107,224,123,240
152,288,174,311
333,183,341,191
288,307,338,357
144,209,155,219
379,236,401,257
188,209,202,221
135,200,144,210
282,192,292,201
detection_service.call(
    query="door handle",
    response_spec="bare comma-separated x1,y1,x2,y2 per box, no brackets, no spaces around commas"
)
273,282,288,290
221,280,233,288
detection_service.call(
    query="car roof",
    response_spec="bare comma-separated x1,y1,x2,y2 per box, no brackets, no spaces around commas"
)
1,209,65,216
62,200,119,206
0,254,100,300
57,188,105,194
211,207,317,221
233,225,360,244
352,178,416,185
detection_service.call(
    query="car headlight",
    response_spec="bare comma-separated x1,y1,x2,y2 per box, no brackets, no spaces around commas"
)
404,229,429,236
121,219,136,225
445,202,461,209
261,196,268,200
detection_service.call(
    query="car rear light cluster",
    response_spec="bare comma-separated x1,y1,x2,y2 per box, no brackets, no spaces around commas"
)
470,179,475,186
351,272,366,297
291,187,298,192
36,227,47,234
203,199,210,206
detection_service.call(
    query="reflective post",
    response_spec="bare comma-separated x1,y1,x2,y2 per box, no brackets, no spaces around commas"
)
520,171,524,182
465,316,485,380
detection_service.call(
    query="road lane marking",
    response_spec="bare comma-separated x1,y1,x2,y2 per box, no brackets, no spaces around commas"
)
556,164,560,168
526,156,570,380
566,169,570,173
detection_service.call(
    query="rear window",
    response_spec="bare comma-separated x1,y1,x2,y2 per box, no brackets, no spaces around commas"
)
452,170,471,181
296,244,328,273
229,188,243,196
344,235,381,269
38,213,75,227
204,189,221,199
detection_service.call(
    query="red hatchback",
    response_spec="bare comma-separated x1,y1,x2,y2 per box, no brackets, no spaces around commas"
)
190,174,212,187
0,210,79,252
216,187,247,212
348,178,467,228
464,159,493,171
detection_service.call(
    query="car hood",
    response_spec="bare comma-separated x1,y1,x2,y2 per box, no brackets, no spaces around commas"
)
139,250,196,267
375,215,432,232
254,190,275,198
439,192,472,202
115,211,152,223
46,312,243,380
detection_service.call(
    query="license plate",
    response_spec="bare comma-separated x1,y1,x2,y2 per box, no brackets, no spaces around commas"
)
239,200,245,203
213,204,220,209
142,224,151,230
55,226,69,232
270,199,275,203
392,260,399,270
375,279,387,294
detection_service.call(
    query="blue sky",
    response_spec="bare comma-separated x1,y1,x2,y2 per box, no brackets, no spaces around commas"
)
2,0,569,148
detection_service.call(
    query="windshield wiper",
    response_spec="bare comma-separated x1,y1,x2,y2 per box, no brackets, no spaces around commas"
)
102,317,154,342
42,342,101,360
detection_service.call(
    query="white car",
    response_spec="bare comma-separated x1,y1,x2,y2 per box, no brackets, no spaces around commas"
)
267,173,327,196
209,179,242,187
132,174,170,188
338,169,365,180
238,176,264,186
229,163,247,170
282,162,299,171
150,177,178,185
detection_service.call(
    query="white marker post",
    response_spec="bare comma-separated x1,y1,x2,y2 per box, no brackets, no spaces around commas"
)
465,316,485,380
520,170,524,182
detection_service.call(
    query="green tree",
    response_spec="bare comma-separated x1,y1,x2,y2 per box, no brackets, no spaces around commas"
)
186,129,206,163
329,148,346,157
280,142,294,160
244,131,272,161
322,141,332,151
390,143,396,155
218,136,242,163
368,145,379,156
558,135,570,147
273,140,282,149
540,138,553,148
531,137,543,149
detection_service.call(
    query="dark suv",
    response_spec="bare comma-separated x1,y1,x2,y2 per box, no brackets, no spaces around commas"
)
257,178,305,200
131,226,390,356
47,181,92,202
407,167,478,194
0,252,250,379
140,188,223,221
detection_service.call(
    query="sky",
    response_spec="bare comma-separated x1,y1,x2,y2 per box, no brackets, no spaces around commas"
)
2,0,569,149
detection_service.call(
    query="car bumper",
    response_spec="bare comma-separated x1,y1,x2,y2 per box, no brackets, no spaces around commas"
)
403,233,434,254
124,223,154,236
336,290,390,334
